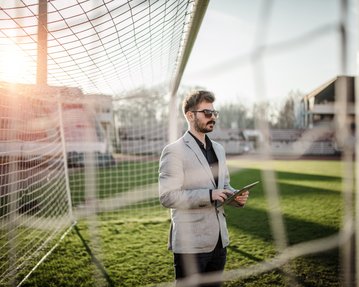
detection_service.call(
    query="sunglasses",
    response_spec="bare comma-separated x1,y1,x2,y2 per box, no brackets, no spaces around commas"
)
191,109,219,119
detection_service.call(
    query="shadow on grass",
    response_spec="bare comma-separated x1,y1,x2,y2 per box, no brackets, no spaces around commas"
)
230,167,342,194
226,205,339,245
225,167,342,286
228,166,342,233
227,167,342,244
74,225,115,287
228,245,264,263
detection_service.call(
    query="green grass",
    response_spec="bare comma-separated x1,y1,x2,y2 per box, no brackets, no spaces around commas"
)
18,159,347,286
69,161,159,206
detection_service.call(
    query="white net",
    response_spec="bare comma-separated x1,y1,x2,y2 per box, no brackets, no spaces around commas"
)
168,0,356,286
0,0,197,285
0,0,194,93
0,84,74,285
0,0,357,286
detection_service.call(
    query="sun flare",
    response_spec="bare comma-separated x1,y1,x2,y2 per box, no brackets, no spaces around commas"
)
0,42,33,83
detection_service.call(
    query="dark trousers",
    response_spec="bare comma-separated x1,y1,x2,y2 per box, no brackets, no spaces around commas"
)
173,236,226,287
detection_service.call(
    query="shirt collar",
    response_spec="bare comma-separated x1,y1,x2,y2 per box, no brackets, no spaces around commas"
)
188,131,212,150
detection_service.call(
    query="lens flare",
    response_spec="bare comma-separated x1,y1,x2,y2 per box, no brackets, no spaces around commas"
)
0,42,32,83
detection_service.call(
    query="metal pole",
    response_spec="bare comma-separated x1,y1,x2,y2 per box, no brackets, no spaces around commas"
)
355,2,359,286
168,0,209,143
57,97,75,222
37,0,48,86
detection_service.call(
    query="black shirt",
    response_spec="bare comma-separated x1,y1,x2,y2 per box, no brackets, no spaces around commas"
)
188,131,219,187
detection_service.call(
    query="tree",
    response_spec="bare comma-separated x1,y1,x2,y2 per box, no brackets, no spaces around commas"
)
216,103,253,129
252,101,277,128
274,90,304,128
113,86,167,127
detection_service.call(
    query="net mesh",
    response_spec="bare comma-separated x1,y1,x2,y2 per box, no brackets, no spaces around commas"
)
0,0,357,286
0,85,73,284
0,0,193,93
0,0,195,285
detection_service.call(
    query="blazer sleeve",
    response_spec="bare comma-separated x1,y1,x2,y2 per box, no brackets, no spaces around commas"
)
158,144,212,209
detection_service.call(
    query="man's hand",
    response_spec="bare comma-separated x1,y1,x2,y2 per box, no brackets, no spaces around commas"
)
234,191,249,206
211,189,230,203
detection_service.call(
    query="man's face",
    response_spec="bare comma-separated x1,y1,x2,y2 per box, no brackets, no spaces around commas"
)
191,101,217,134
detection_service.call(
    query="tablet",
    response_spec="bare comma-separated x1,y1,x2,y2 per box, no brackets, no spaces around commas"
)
216,181,260,207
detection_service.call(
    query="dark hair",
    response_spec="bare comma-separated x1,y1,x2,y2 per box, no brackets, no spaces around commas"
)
182,90,215,114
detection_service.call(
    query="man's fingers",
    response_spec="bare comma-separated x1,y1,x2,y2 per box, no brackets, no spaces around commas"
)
217,193,226,202
213,190,229,202
220,193,228,201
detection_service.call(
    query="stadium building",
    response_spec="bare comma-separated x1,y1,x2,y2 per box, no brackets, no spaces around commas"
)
0,82,115,166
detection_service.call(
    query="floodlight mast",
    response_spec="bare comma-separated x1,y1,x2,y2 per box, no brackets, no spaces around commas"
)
37,0,48,86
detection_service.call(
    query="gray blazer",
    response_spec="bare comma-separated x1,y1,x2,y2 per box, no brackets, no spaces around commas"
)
158,131,238,254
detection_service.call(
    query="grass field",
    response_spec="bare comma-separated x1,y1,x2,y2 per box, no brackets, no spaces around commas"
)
19,158,346,287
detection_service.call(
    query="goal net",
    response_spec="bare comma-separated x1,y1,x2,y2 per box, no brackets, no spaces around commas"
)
0,0,357,286
0,0,197,285
0,84,74,284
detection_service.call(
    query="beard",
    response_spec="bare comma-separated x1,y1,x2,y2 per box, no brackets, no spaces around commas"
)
194,118,216,133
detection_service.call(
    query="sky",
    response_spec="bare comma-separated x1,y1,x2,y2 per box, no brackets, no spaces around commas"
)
181,0,357,108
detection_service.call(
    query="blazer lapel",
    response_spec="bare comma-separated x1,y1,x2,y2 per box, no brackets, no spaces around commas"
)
183,132,216,187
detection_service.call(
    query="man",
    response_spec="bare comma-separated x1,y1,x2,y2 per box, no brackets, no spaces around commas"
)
158,90,249,287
